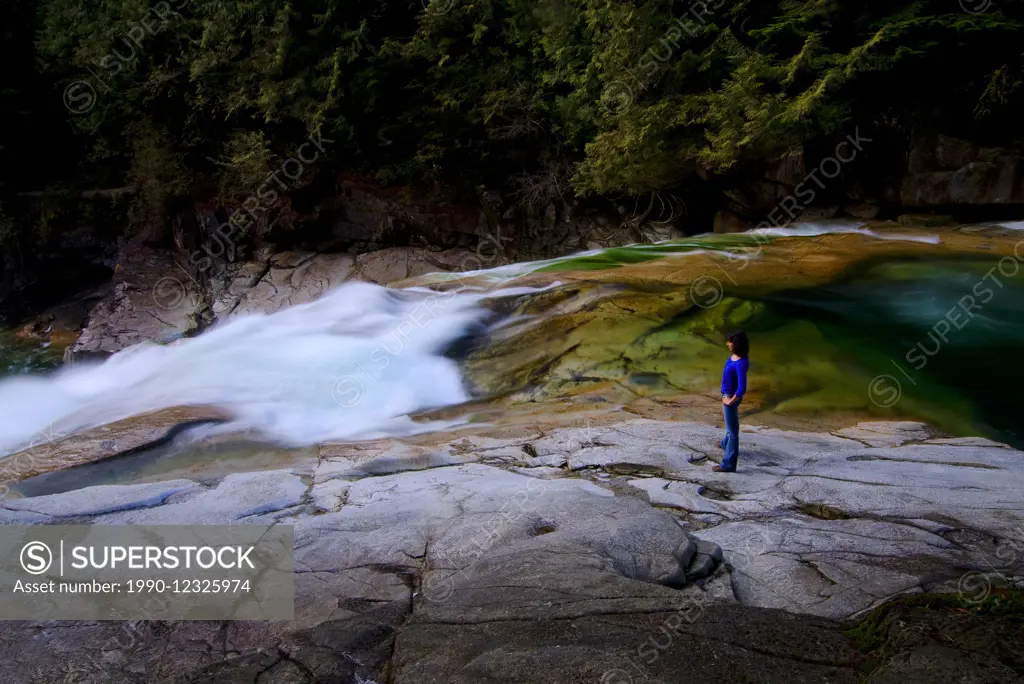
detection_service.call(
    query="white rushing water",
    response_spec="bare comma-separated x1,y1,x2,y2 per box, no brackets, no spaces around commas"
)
412,220,941,287
0,219,991,456
749,220,942,244
0,282,540,455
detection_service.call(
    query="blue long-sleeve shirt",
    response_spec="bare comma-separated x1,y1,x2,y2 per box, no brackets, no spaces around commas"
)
721,356,749,399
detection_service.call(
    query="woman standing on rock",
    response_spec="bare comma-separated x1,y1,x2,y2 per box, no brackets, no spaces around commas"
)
716,331,749,473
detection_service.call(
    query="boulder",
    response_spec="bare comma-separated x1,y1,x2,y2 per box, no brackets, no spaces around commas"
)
215,252,355,318
63,240,205,363
353,246,477,285
901,135,1024,206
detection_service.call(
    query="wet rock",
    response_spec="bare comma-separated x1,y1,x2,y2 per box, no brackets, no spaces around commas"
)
1,406,227,486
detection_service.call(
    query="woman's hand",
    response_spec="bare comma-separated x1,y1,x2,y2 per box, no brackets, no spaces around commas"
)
723,395,739,406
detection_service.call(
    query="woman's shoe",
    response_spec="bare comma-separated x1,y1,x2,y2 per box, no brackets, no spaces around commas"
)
711,465,736,473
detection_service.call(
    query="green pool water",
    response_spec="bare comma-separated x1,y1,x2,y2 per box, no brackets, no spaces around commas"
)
532,233,780,272
0,331,64,376
761,258,1024,447
473,255,1024,448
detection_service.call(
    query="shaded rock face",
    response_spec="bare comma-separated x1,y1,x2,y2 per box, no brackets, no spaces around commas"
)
328,179,487,250
63,240,482,358
902,135,1024,207
60,211,675,359
323,178,683,261
352,246,479,285
0,216,119,325
722,150,811,222
0,418,1021,682
59,177,682,356
217,176,676,263
722,134,1024,222
208,245,487,318
212,251,354,318
713,209,747,234
851,597,1024,684
63,239,205,363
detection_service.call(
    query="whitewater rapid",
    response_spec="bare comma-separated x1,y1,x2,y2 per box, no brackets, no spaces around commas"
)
0,282,537,455
0,219,996,457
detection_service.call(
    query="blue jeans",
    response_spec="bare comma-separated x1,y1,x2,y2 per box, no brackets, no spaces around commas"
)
719,396,741,471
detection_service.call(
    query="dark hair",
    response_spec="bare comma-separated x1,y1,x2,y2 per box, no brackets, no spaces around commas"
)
726,330,749,357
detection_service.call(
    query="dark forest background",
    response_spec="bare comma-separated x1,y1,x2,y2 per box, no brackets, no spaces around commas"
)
0,0,1022,302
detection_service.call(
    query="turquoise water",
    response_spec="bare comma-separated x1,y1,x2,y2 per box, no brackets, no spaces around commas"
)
758,259,1024,447
470,252,1024,449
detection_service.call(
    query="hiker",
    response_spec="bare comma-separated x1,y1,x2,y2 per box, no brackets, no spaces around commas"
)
715,331,749,473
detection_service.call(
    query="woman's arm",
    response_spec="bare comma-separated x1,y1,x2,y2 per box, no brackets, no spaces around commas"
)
725,358,749,405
